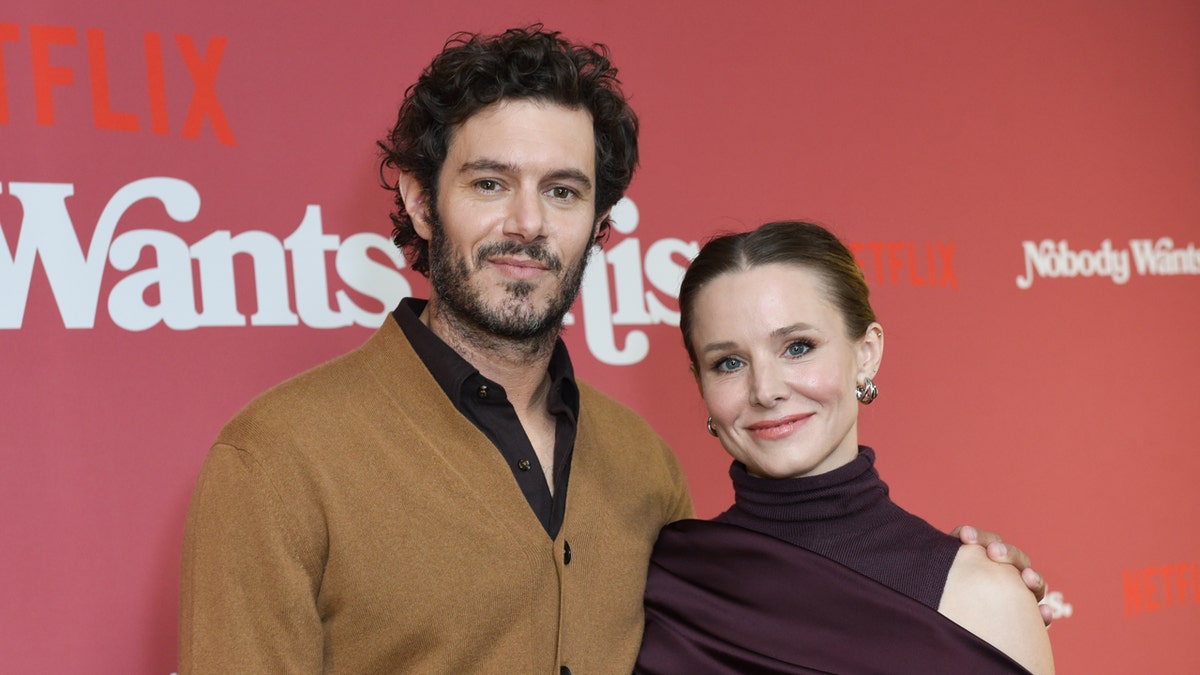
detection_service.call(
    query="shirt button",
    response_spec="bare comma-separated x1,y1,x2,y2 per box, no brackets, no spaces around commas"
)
518,459,532,471
563,540,572,565
477,385,489,399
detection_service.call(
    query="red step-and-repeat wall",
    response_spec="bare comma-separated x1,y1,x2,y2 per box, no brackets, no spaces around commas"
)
3,1,1198,672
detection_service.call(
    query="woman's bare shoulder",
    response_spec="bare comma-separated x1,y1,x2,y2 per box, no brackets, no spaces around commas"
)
939,544,1055,675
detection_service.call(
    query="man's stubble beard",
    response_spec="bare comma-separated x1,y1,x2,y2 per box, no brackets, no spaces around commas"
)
426,201,596,352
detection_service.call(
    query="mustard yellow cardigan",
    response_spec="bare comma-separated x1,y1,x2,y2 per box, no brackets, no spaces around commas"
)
179,318,693,673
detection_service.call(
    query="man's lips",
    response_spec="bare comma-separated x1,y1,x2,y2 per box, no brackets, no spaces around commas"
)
487,256,550,279
746,413,812,440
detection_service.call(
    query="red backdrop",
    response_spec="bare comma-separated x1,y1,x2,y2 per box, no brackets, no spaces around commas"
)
2,1,1198,672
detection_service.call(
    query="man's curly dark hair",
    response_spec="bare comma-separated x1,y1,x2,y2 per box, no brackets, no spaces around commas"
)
377,25,640,277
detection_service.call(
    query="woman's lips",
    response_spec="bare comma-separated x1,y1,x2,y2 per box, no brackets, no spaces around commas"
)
746,413,812,440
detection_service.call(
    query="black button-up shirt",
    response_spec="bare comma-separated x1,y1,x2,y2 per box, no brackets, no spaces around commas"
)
393,298,578,538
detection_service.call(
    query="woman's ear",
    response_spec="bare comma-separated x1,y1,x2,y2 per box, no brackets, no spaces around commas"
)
397,171,432,241
858,323,884,380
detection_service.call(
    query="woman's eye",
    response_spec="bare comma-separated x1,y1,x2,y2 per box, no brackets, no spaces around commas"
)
715,357,743,372
786,341,812,357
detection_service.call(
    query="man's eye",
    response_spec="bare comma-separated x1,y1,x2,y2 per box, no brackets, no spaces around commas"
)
476,179,499,191
550,186,575,200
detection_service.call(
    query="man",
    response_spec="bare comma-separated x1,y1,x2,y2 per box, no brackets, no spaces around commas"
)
180,26,1046,674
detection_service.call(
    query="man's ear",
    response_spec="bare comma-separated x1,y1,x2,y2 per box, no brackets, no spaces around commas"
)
593,208,612,242
397,171,432,241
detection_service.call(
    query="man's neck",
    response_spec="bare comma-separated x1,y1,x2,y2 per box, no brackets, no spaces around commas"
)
420,298,558,413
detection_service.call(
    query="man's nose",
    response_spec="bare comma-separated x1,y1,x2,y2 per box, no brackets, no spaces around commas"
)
502,188,546,241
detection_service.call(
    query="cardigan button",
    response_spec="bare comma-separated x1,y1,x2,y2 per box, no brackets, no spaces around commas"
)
560,667,572,675
477,384,489,399
518,459,532,471
563,540,572,565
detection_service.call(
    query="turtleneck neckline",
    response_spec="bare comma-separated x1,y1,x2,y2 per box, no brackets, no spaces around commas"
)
713,445,963,609
722,446,889,525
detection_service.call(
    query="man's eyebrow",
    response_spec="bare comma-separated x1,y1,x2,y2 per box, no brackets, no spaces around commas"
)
546,169,593,191
459,159,517,175
458,160,593,192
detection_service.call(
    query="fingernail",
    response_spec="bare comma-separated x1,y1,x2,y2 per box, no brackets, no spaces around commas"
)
994,543,1008,558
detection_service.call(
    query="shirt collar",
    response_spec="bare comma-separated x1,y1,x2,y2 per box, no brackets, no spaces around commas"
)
392,298,579,417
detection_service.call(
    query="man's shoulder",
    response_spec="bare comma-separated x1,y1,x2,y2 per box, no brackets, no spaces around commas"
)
572,379,694,520
214,322,420,451
575,379,647,421
575,380,665,438
235,341,363,412
574,379,679,464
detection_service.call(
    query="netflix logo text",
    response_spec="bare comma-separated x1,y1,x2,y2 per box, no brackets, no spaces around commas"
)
849,241,958,289
1123,562,1200,617
0,23,235,145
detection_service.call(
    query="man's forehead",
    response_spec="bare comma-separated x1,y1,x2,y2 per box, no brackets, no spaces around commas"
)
445,99,596,177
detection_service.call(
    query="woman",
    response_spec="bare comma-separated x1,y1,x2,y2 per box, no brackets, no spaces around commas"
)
636,222,1054,674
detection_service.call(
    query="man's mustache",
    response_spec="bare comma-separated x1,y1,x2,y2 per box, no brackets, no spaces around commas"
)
476,241,563,273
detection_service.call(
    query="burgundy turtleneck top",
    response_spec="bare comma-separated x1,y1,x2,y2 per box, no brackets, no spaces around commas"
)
635,447,1031,674
714,446,961,609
